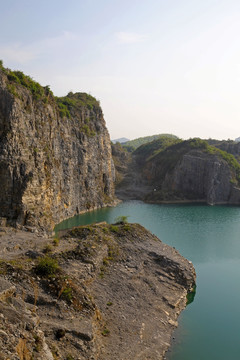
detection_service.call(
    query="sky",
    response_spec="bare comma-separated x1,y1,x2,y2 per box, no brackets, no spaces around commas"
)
1,0,240,140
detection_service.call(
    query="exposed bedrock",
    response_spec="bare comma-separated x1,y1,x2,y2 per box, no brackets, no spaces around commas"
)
161,150,240,204
113,140,240,204
0,223,196,360
0,68,116,230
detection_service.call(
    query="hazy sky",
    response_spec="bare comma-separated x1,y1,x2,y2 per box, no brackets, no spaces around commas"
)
1,0,240,140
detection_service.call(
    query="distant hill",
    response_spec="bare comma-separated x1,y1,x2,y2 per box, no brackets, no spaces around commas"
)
134,136,181,162
135,138,240,198
113,136,240,205
122,134,178,151
112,137,130,144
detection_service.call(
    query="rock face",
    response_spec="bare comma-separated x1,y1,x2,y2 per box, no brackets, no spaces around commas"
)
111,142,131,187
0,223,196,360
114,139,240,205
0,67,115,230
160,150,240,204
215,141,240,160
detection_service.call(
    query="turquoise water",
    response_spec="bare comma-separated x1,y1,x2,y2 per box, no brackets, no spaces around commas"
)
55,201,240,359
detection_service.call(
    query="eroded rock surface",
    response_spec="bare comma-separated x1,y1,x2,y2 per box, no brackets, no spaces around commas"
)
114,139,240,205
0,68,115,230
161,150,240,204
0,223,195,360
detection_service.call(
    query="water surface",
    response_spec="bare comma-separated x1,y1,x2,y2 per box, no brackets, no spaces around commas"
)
55,201,240,359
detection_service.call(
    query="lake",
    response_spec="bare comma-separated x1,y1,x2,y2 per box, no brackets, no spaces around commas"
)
55,200,240,359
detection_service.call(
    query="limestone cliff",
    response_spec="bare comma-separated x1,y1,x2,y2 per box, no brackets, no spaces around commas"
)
114,138,240,205
0,66,115,230
160,149,240,204
214,140,240,160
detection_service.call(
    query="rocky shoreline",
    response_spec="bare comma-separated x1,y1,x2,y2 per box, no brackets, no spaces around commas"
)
0,64,196,359
0,222,196,360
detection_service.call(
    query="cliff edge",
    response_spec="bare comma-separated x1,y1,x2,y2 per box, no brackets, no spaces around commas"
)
0,64,115,230
0,64,196,359
0,223,196,360
114,138,240,205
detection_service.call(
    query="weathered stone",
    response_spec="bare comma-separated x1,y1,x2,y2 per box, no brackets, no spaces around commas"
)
162,150,240,204
0,68,116,230
115,143,240,205
0,217,7,227
0,282,16,302
0,224,196,360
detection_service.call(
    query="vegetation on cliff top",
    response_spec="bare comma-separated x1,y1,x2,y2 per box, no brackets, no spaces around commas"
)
0,60,51,101
55,92,100,119
122,133,178,151
134,135,181,162
185,139,240,184
0,60,99,124
135,138,240,185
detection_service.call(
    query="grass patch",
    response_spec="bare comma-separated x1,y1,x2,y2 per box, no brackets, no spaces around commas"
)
43,244,52,254
109,225,119,233
102,227,109,233
52,236,59,246
66,355,74,360
61,287,73,303
35,256,59,277
102,327,110,336
114,215,129,224
123,224,131,231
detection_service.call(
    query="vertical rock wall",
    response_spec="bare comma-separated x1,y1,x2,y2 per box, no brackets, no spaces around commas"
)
0,69,115,229
162,151,234,203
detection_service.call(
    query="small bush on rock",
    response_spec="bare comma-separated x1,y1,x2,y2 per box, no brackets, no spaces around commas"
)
114,215,129,224
35,256,59,276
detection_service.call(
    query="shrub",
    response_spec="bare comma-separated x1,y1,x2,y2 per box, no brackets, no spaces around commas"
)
123,224,131,231
61,287,73,302
35,256,59,276
43,244,52,254
55,92,100,120
114,215,129,224
0,60,7,74
109,225,119,233
56,100,71,118
102,327,110,336
6,69,45,100
66,355,74,360
7,73,20,83
7,84,18,97
52,236,59,246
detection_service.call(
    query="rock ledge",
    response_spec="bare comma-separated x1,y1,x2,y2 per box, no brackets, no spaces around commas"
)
0,223,195,360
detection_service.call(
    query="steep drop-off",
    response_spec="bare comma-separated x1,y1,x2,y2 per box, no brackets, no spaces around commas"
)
0,222,196,360
0,65,197,359
114,138,240,204
0,66,115,230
